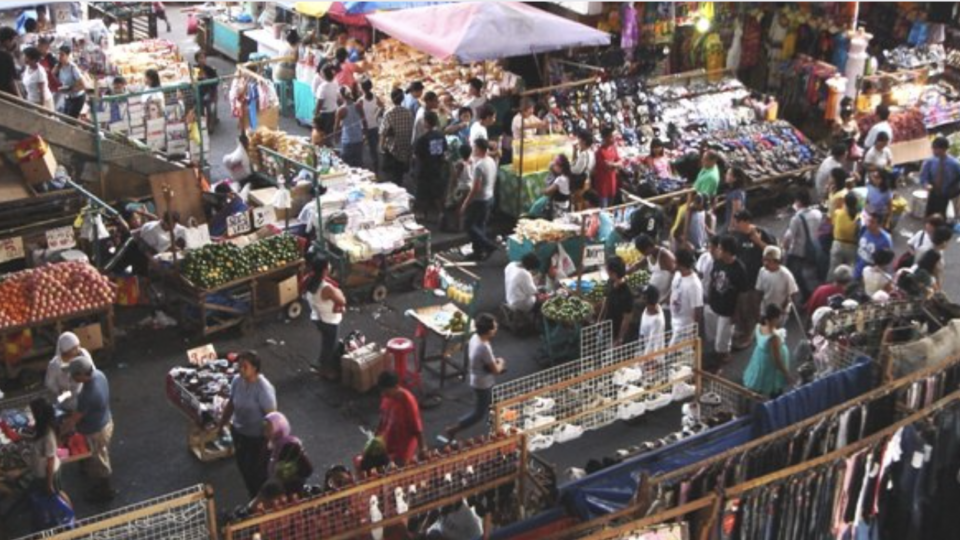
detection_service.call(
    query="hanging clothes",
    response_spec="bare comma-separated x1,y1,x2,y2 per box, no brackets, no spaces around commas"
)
621,2,639,51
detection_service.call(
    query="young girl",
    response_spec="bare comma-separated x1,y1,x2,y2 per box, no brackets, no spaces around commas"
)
864,168,893,227
743,304,791,397
29,397,71,507
638,284,665,355
722,167,747,231
647,139,672,179
542,154,572,219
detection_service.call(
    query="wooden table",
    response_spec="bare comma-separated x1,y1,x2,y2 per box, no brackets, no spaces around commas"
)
407,303,473,387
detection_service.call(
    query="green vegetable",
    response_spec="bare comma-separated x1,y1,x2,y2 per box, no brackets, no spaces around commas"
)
542,295,594,324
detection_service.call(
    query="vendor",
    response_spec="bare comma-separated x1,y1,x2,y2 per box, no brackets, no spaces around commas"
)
511,98,546,141
44,331,94,411
505,253,546,315
274,29,299,82
631,234,675,305
527,154,572,219
208,183,249,238
136,211,186,255
600,256,634,346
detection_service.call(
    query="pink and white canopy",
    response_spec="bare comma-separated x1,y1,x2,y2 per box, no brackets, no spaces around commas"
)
366,2,610,63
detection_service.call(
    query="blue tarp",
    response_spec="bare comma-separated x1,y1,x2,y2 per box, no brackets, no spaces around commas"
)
560,418,754,521
752,356,875,437
342,2,449,14
488,507,567,540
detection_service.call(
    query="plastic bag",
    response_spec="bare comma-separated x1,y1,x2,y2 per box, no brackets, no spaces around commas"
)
555,243,576,277
223,142,252,182
29,491,75,530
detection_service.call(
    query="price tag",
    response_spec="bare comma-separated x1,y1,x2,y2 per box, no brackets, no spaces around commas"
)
252,207,276,229
226,211,252,237
583,244,606,267
0,237,24,263
46,226,76,251
187,344,218,366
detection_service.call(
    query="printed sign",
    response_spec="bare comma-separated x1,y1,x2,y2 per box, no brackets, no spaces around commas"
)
0,237,24,263
226,212,252,237
583,244,606,267
252,207,276,229
46,226,76,251
187,344,217,366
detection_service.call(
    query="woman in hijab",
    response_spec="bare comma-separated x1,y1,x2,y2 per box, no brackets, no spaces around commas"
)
262,412,312,496
44,332,94,411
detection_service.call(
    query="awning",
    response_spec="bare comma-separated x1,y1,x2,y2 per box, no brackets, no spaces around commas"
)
294,2,334,18
342,2,450,15
366,1,610,63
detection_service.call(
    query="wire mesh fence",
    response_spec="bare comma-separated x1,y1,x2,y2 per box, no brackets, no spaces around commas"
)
492,326,700,451
222,434,524,540
14,485,215,540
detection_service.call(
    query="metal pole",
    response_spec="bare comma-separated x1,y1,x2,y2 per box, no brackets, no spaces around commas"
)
90,95,106,199
518,113,525,216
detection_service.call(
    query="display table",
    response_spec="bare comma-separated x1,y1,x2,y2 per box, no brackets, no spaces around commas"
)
507,234,585,273
210,19,257,62
406,303,472,387
497,166,550,218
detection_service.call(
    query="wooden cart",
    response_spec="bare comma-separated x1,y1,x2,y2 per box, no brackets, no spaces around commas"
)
160,259,304,340
326,231,432,303
0,306,115,381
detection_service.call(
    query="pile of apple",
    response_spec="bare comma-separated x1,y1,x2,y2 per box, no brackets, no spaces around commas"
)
0,262,115,329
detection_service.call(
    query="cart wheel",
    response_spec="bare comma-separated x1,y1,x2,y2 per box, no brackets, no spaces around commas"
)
286,301,303,320
371,284,389,303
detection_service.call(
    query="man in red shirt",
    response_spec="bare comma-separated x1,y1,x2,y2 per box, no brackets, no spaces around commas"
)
805,264,852,318
376,371,425,465
593,125,624,208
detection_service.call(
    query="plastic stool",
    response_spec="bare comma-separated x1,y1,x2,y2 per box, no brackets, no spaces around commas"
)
274,79,293,117
387,337,421,391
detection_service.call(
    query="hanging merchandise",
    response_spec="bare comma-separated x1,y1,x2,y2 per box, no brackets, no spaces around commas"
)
726,20,744,71
621,2,639,52
844,29,872,98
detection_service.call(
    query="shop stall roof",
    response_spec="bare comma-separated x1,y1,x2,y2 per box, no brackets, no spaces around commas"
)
342,1,450,14
293,1,334,17
366,1,610,63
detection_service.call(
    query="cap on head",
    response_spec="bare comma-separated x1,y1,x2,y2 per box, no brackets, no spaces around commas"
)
68,356,94,378
58,332,80,356
763,246,782,262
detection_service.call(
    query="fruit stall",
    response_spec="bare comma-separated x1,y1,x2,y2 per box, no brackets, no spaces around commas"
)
0,262,116,379
406,256,482,389
156,230,306,339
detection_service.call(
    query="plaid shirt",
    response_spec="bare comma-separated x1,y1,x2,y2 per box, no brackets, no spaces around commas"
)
380,105,414,163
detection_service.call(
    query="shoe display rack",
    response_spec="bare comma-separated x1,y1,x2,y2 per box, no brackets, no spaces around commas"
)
221,431,526,540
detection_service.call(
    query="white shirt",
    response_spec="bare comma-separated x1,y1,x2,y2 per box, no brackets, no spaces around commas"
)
314,78,340,113
472,156,498,201
466,96,487,118
361,95,379,128
298,200,319,235
756,266,799,309
863,121,893,149
138,221,187,253
504,262,537,312
412,106,429,144
670,272,703,332
572,148,596,177
863,147,893,169
469,122,488,145
550,174,570,210
815,156,844,199
638,307,665,355
22,64,51,105
695,253,714,302
44,349,94,410
306,281,343,324
908,229,934,256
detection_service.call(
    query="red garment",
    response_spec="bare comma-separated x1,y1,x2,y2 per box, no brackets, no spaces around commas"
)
377,387,422,464
335,62,357,89
805,283,845,316
593,144,620,199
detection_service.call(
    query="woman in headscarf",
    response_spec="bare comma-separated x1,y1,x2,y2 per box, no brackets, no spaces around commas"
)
44,332,94,411
262,412,312,496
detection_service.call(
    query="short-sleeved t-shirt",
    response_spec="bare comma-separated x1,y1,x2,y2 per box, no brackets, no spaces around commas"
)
606,281,634,335
856,228,893,278
76,370,112,434
414,130,447,181
472,156,497,201
139,221,187,253
468,335,496,390
756,267,799,309
733,228,775,285
670,272,704,330
229,374,277,437
708,259,748,317
694,166,720,197
378,387,422,464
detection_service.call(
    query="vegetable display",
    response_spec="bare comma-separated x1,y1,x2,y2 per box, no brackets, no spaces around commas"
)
0,262,115,329
182,234,301,289
542,295,594,325
626,269,652,294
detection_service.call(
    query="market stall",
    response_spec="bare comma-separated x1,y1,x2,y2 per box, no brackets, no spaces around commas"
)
206,7,259,63
87,2,158,44
0,261,116,379
407,255,481,387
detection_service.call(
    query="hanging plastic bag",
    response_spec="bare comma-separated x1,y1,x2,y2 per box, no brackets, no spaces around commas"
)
555,243,576,277
223,141,252,181
187,14,199,35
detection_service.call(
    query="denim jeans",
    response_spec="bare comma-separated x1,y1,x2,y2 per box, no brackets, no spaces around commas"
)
341,141,363,168
465,199,497,255
314,320,340,370
455,387,493,432
365,128,379,171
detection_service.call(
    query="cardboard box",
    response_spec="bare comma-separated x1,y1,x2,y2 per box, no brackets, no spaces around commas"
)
73,323,104,352
19,151,58,185
260,275,298,308
341,343,389,393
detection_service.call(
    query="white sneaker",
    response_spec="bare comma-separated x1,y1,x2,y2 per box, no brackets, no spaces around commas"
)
524,414,556,430
616,401,647,420
670,365,693,380
646,392,672,411
527,396,556,414
613,366,643,386
617,384,644,401
672,382,696,402
527,433,555,451
554,423,584,443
